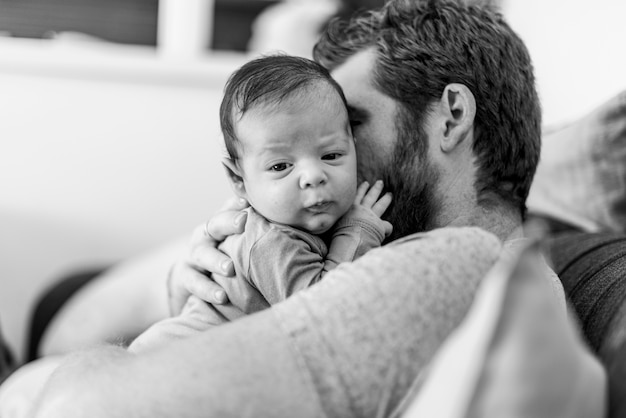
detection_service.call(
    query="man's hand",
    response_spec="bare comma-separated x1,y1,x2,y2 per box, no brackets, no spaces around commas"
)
353,180,393,237
167,197,249,315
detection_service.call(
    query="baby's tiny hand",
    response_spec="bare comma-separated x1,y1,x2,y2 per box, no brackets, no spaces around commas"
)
355,180,392,215
354,180,393,236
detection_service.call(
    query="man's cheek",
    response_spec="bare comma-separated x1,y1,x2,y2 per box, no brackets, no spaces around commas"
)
357,156,387,184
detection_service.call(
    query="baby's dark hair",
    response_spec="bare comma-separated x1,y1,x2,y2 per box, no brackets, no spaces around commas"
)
220,55,348,160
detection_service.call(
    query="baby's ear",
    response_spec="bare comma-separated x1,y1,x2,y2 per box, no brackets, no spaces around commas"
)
222,158,247,199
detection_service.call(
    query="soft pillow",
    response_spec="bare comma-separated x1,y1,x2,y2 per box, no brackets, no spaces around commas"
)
399,241,606,418
527,90,626,232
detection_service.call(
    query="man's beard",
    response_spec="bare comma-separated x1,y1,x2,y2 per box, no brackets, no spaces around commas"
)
379,113,441,242
380,156,440,242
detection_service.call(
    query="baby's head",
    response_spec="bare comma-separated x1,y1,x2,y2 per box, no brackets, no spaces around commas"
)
220,55,357,235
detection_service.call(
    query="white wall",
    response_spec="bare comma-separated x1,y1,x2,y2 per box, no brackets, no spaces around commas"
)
0,38,248,358
503,0,626,125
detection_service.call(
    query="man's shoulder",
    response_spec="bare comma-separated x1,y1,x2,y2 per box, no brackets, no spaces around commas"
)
385,226,501,250
350,226,503,274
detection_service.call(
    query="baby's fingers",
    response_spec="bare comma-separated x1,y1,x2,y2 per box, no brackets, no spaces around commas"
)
360,180,385,208
354,181,371,204
371,192,392,217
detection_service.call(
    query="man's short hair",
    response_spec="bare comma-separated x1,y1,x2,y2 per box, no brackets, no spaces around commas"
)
314,0,541,215
220,55,348,160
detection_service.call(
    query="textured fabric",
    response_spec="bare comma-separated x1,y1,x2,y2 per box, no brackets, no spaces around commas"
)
273,227,505,417
546,231,626,418
129,205,387,352
271,227,567,418
547,232,626,351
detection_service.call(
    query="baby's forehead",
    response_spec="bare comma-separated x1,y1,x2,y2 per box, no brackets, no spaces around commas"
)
241,81,345,117
231,80,351,156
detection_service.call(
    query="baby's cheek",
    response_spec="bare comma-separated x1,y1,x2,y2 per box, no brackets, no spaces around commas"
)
342,181,358,204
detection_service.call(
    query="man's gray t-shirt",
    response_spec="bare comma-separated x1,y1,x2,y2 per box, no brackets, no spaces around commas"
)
272,227,565,417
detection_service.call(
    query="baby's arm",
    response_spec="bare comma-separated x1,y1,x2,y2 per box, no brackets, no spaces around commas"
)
248,181,392,304
323,180,392,271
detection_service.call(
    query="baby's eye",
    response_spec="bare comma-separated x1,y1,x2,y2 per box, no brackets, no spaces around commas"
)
322,153,342,161
269,163,290,172
349,119,362,128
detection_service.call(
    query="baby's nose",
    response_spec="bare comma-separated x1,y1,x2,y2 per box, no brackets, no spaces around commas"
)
299,165,327,189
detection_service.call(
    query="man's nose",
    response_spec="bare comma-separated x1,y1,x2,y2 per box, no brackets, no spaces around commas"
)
299,163,328,189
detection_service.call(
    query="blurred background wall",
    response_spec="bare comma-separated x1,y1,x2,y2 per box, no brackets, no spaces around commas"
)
502,0,626,125
0,43,247,359
0,0,265,359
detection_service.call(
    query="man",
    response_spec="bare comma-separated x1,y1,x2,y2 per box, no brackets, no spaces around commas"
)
20,1,572,416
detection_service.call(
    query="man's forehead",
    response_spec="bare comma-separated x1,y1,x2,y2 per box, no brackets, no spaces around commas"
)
330,49,377,94
331,49,397,122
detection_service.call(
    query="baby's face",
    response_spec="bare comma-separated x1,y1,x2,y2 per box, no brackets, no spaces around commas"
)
235,86,357,234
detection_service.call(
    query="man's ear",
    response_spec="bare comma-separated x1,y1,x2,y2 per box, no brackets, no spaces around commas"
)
222,158,247,199
438,83,476,153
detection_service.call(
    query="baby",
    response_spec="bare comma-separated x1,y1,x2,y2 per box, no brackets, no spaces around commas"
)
129,55,392,351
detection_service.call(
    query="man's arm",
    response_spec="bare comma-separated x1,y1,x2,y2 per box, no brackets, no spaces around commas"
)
32,309,323,418
35,196,251,357
40,240,183,356
32,227,502,418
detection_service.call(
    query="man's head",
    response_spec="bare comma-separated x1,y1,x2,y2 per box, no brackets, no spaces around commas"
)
314,0,541,239
219,55,358,234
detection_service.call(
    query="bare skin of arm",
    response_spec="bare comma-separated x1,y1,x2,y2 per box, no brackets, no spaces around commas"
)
40,242,179,356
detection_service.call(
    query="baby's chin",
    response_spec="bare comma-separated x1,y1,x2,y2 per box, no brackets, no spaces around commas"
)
303,216,339,235
265,215,336,235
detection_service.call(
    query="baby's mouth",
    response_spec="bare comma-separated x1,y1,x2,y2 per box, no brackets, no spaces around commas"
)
306,201,332,213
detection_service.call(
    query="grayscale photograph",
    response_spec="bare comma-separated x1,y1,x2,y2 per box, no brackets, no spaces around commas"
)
0,0,624,416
